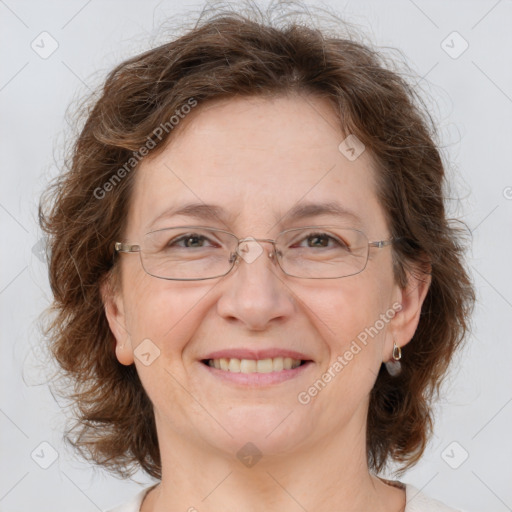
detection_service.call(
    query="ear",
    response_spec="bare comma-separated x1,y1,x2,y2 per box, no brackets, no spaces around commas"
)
100,274,134,366
385,264,431,360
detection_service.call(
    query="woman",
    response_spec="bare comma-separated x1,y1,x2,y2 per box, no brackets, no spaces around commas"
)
39,3,474,511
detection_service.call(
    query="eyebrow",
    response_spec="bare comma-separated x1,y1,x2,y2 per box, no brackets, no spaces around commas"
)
147,200,362,230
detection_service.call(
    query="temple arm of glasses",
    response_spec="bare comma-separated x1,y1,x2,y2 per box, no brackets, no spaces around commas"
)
368,239,394,248
114,242,141,253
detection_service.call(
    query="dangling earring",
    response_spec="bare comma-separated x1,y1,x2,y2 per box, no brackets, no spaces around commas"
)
385,342,402,377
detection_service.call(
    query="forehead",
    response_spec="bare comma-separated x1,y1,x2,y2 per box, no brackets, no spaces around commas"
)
125,95,386,237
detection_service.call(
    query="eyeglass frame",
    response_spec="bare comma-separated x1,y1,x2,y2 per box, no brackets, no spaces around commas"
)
114,225,395,281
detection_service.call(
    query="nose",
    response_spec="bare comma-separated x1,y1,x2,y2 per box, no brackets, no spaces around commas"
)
216,238,295,331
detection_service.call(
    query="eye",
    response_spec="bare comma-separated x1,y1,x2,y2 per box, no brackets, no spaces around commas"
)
293,231,350,250
167,232,218,249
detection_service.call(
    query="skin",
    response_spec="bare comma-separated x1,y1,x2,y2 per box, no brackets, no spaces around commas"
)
102,94,430,512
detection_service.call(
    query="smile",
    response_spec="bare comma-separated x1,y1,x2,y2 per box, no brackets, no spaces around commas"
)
203,356,304,373
200,356,313,386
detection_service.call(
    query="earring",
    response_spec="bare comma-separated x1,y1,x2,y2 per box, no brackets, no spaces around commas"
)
385,342,402,377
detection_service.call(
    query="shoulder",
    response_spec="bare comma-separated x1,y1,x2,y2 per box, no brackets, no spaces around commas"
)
105,486,154,512
404,483,467,512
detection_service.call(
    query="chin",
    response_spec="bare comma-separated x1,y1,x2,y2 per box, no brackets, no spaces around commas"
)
207,404,309,457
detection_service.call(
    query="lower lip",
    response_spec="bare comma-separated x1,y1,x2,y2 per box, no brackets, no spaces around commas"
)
199,361,314,386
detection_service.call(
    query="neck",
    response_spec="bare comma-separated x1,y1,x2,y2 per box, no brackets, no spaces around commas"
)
142,408,405,512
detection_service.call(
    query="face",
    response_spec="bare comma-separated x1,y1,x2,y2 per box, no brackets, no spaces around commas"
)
103,94,425,462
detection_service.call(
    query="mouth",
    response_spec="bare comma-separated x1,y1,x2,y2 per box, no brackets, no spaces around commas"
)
199,355,314,386
201,356,309,373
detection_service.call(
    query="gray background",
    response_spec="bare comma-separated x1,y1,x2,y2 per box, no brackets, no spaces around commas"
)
1,0,511,511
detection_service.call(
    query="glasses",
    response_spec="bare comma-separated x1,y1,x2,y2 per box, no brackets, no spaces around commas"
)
114,225,394,280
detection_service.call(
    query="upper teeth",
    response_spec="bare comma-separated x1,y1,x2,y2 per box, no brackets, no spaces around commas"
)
208,357,302,373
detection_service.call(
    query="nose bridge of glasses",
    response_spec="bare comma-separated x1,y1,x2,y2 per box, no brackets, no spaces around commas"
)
237,236,276,246
232,236,280,266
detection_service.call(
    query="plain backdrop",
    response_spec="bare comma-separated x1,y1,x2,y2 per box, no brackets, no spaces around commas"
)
1,0,511,511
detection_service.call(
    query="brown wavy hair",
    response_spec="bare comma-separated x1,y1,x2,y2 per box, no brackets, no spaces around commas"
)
38,2,475,479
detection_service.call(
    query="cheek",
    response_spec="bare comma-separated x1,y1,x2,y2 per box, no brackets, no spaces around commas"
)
123,282,216,400
299,270,395,363
123,278,216,354
299,278,395,415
